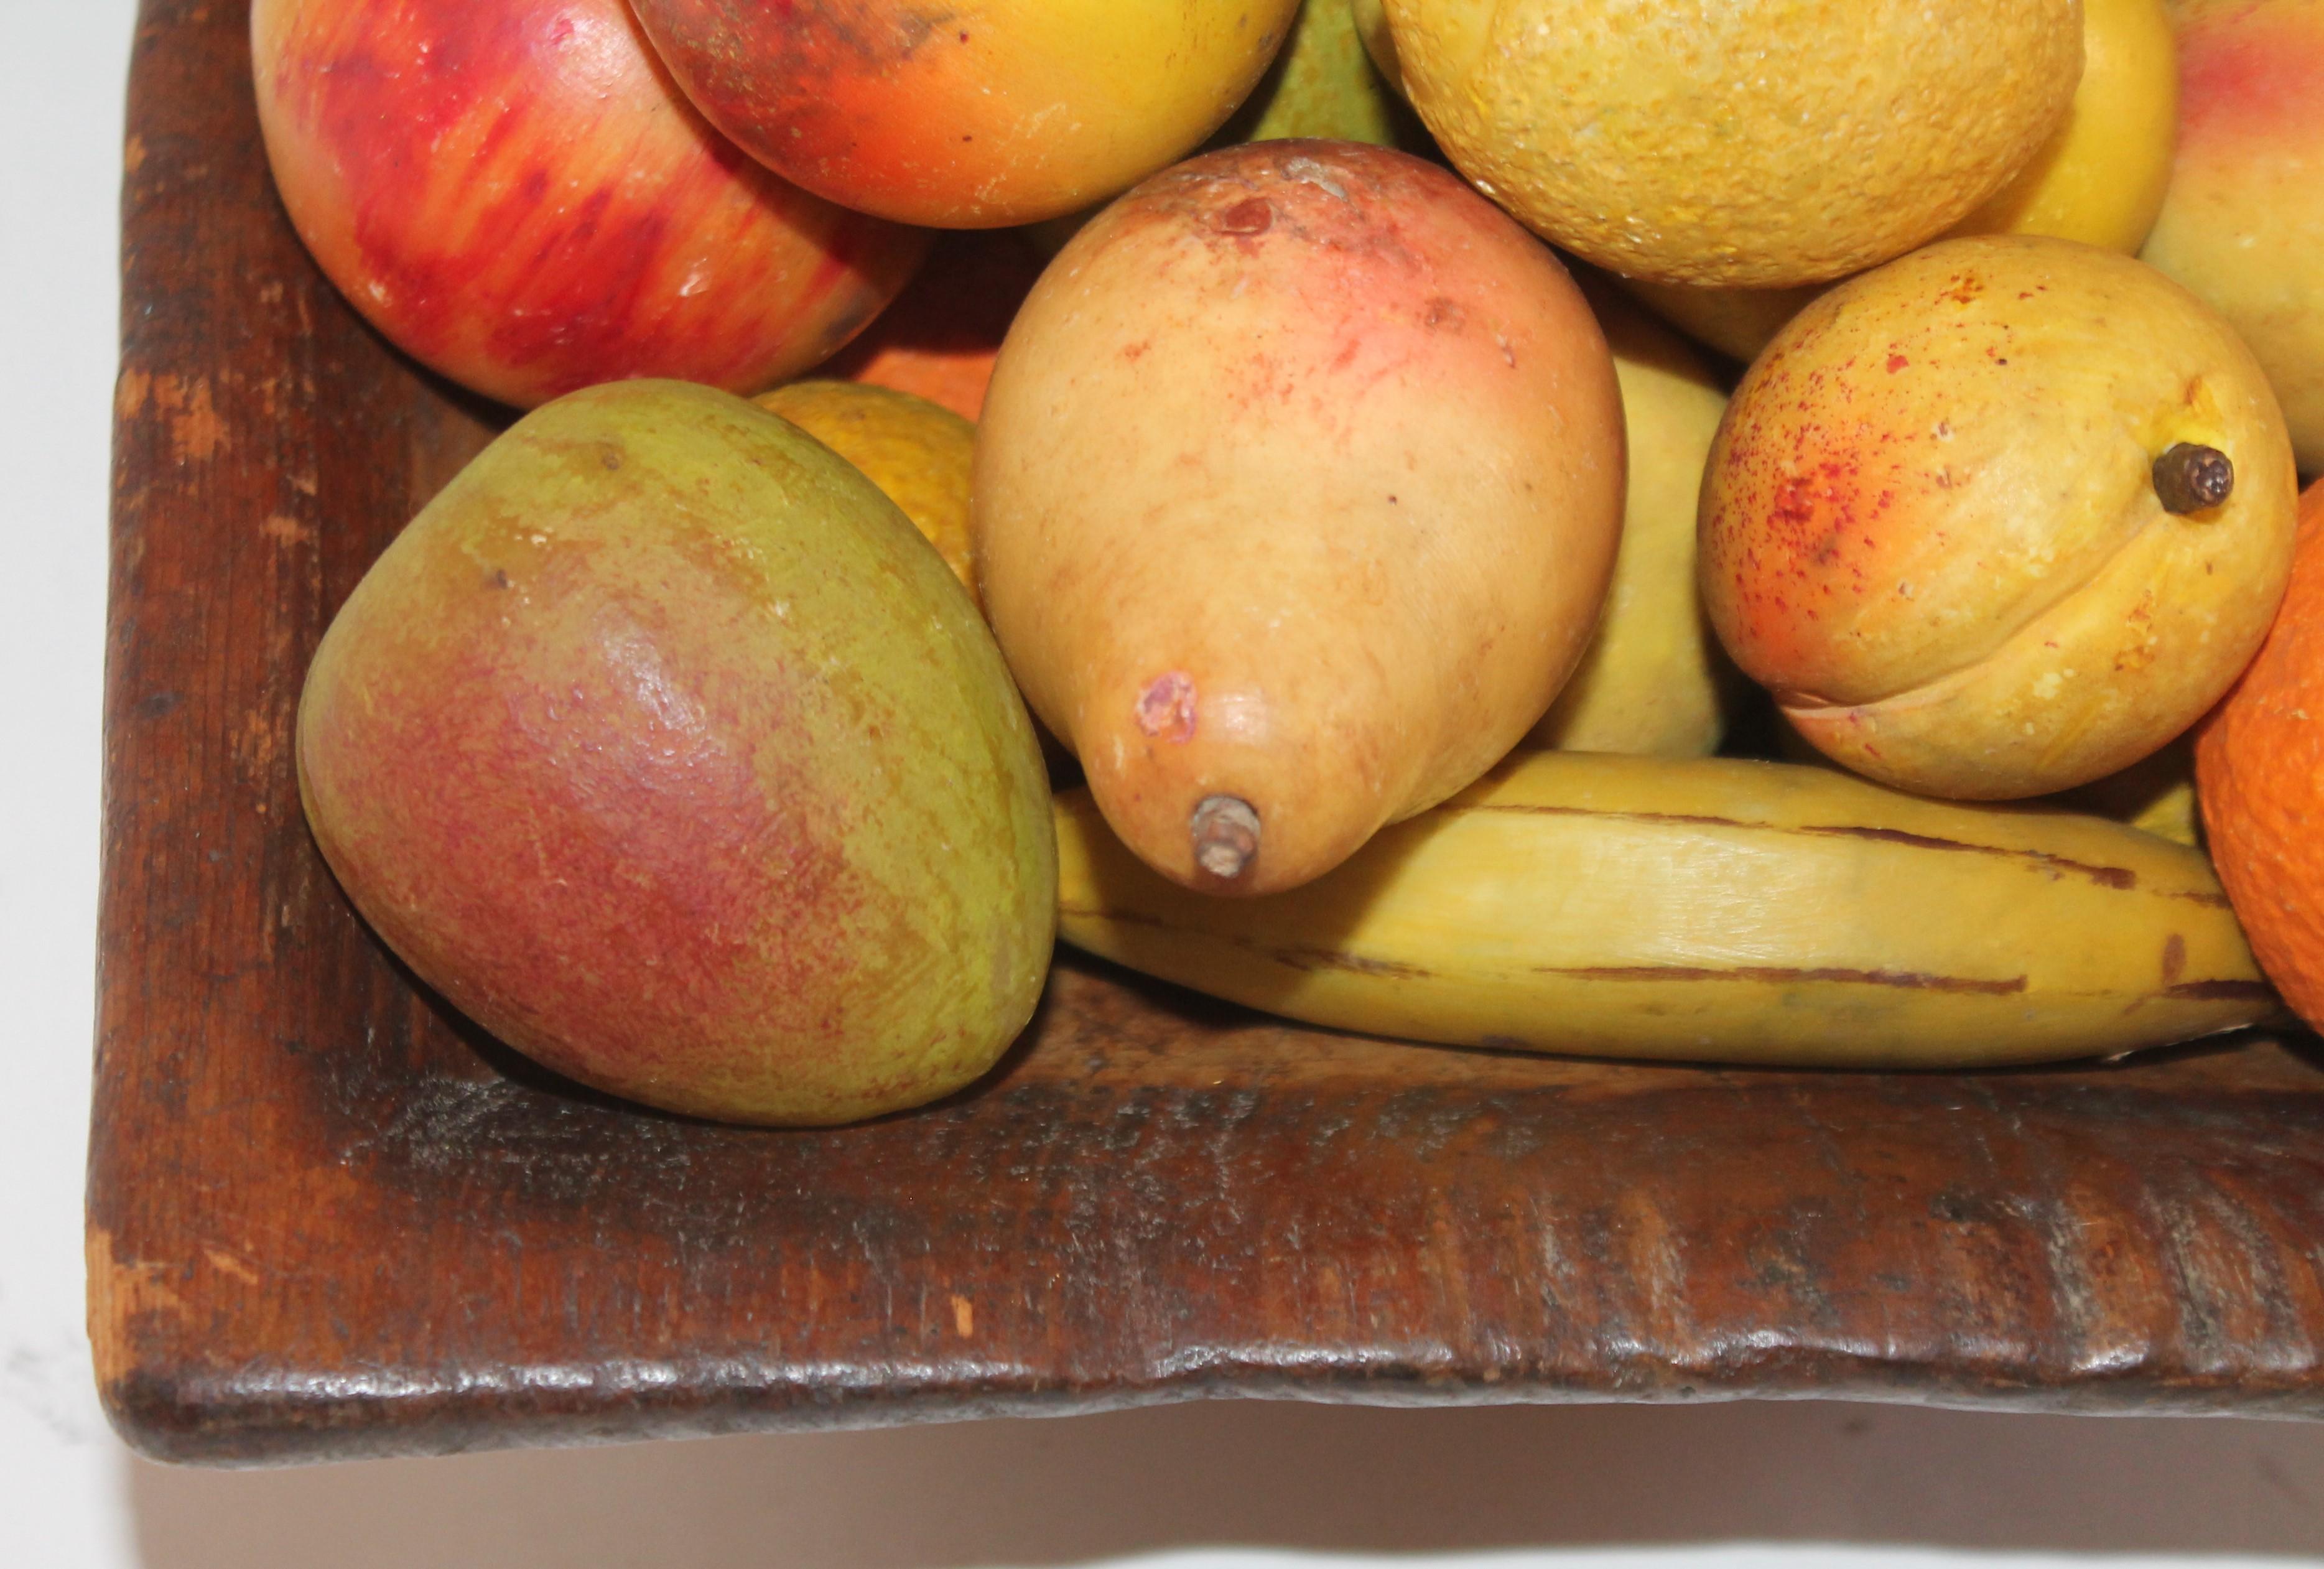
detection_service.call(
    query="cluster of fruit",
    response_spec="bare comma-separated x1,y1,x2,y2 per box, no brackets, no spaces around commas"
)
268,0,2324,1126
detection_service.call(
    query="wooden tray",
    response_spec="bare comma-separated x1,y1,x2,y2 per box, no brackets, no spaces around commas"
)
89,0,2324,1466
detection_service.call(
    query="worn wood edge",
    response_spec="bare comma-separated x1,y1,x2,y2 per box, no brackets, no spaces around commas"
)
91,1333,2324,1469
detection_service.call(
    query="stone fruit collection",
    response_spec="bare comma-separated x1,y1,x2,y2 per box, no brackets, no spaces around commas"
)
263,0,2324,1125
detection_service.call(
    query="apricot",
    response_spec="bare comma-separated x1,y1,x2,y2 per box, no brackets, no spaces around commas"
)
1701,235,2297,799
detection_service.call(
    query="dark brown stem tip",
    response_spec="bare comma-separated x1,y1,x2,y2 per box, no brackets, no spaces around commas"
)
2154,442,2234,514
1190,794,1261,881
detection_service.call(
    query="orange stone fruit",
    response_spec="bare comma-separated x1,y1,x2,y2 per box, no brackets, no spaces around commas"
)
2196,477,2324,1028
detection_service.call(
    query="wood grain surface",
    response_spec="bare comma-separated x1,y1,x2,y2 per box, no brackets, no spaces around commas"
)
90,0,2324,1467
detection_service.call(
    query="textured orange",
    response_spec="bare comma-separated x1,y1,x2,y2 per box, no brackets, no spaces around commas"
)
2197,477,2324,1026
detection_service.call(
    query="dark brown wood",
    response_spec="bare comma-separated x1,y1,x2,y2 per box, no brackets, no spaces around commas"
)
91,0,2324,1468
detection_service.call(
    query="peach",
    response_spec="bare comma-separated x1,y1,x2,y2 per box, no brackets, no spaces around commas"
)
1701,235,2298,799
251,0,923,408
628,0,1301,227
2142,0,2324,472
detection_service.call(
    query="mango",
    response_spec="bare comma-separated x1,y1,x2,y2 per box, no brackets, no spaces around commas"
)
975,140,1625,895
297,380,1055,1125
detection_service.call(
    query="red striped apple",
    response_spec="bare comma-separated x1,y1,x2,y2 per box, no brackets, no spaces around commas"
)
252,0,926,408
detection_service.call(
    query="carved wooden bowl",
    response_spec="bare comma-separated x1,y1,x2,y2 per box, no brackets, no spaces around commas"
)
91,0,2324,1465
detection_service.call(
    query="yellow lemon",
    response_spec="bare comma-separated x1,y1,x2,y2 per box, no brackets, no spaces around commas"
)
1628,0,2178,360
1387,0,2082,287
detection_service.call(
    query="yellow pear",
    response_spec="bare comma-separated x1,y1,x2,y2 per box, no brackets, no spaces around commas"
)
975,142,1625,895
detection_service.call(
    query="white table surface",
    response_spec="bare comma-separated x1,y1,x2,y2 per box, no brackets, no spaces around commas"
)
9,4,2324,1565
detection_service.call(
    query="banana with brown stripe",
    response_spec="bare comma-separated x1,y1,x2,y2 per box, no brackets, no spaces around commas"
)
1054,751,2275,1068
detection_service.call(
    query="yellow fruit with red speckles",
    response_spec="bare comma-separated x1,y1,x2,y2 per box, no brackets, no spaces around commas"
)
1701,235,2297,799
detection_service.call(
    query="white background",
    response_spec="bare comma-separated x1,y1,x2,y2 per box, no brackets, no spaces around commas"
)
10,2,2324,1565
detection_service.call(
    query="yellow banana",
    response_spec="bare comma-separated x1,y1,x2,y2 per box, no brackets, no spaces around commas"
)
1054,750,2274,1069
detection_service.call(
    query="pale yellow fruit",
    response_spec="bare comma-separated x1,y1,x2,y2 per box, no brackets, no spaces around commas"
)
1963,0,2180,250
1527,291,1731,755
1625,0,2175,358
1386,0,2083,287
755,381,978,607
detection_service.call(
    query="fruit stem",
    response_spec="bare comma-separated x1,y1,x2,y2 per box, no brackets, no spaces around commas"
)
2154,444,2234,514
1191,795,1261,881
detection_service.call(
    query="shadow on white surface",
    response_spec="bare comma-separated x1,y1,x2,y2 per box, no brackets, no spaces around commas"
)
126,1396,2324,1568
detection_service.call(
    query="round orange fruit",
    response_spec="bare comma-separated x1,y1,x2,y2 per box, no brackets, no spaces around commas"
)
2196,475,2324,1025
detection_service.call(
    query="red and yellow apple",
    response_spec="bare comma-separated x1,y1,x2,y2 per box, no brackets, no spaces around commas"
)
1701,235,2297,800
251,0,924,408
2142,0,2324,472
626,0,1302,227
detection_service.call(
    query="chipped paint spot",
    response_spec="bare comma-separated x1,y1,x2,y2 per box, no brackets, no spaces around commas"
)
1135,671,1197,742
